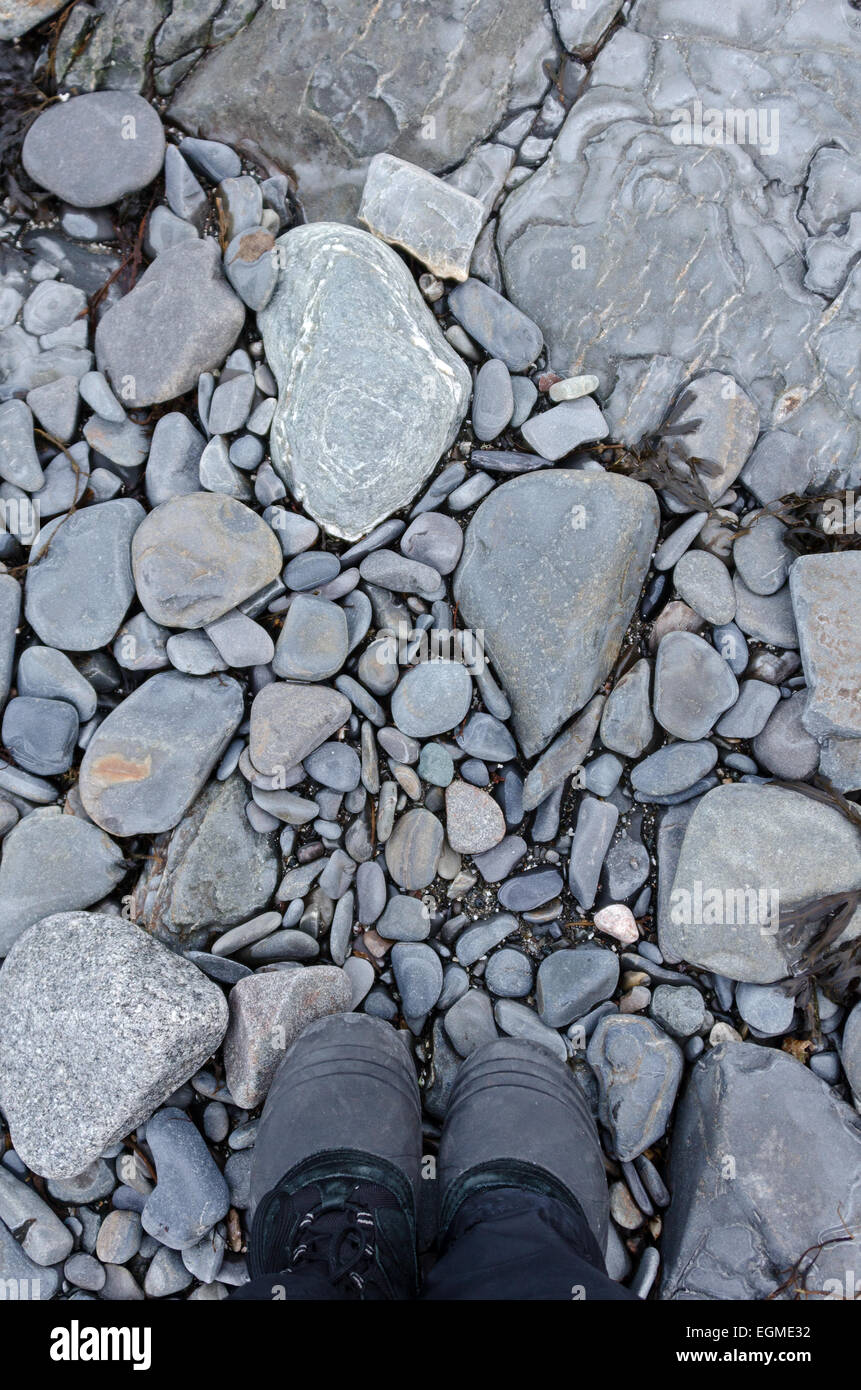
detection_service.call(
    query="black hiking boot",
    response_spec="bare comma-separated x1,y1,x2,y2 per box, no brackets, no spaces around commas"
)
247,1012,422,1300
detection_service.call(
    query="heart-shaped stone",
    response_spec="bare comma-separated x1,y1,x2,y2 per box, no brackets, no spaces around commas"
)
453,469,659,757
258,223,471,541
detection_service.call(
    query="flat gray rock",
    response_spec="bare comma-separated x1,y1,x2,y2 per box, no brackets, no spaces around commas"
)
359,154,484,281
0,575,20,714
454,471,659,757
132,492,282,629
498,3,861,490
257,223,470,541
662,783,861,983
536,943,619,1027
25,499,144,652
273,595,348,681
223,966,352,1109
653,631,738,741
168,0,555,223
130,773,279,951
661,1043,861,1300
385,808,444,890
249,682,351,776
587,1014,683,1161
752,690,820,781
0,912,227,1178
391,660,473,739
96,239,245,407
79,671,244,836
22,92,165,207
600,657,653,758
790,553,861,739
0,808,125,958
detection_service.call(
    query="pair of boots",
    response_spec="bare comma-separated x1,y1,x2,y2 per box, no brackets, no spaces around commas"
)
231,1013,638,1301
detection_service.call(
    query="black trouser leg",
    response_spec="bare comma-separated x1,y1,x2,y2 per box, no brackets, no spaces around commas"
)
421,1187,640,1301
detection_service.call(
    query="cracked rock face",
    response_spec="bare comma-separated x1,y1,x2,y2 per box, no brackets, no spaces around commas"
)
661,1043,861,1300
258,223,471,541
453,470,659,757
167,0,556,222
498,0,861,489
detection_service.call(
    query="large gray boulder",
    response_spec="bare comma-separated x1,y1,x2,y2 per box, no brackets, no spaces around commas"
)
168,0,556,222
96,239,245,407
79,671,244,836
257,224,470,541
0,809,126,958
661,1043,861,1300
661,783,861,983
130,773,280,951
454,470,659,757
0,913,228,1178
498,0,861,489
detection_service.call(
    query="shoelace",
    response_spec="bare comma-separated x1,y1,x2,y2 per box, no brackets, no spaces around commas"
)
288,1200,378,1295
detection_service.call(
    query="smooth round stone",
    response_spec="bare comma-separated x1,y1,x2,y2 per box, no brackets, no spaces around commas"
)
733,514,791,596
272,594,348,680
497,868,563,912
377,894,431,941
22,93,165,207
284,550,340,591
493,998,568,1060
391,941,443,1021
653,631,738,740
673,550,736,625
64,1252,106,1292
472,835,527,883
630,741,717,796
459,757,489,786
752,691,819,780
399,512,464,576
17,645,98,720
265,508,320,557
444,988,498,1056
377,728,420,764
445,780,505,854
359,549,442,599
485,948,534,998
536,944,620,1027
715,679,781,739
133,493,282,629
711,621,749,675
344,955,375,1008
391,660,472,738
356,860,387,924
593,903,639,946
472,358,514,441
304,742,360,792
23,280,87,335
114,613,170,673
649,983,705,1038
510,376,538,427
1,696,78,776
385,808,444,889
455,913,518,966
735,982,795,1037
26,499,144,652
358,639,399,696
95,1209,142,1265
166,630,227,674
418,742,454,787
583,752,623,797
180,137,242,183
224,226,279,311
456,711,516,762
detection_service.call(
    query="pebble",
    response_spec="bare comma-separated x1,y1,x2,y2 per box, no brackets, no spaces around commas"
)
444,988,498,1056
715,679,780,739
593,904,639,947
735,982,795,1037
568,795,619,910
273,594,347,681
358,154,484,281
472,358,514,441
631,741,717,797
0,399,44,490
2,695,78,776
497,868,563,912
587,1014,683,1161
444,780,506,854
95,1209,142,1266
447,278,542,372
385,808,444,890
673,550,736,625
650,983,705,1038
548,374,600,402
520,397,609,460
141,1108,230,1251
391,660,472,739
22,93,165,207
391,942,443,1025
472,834,527,883
96,239,245,408
653,631,739,740
536,944,620,1027
753,691,819,779
418,742,455,787
455,913,518,966
600,658,654,758
399,512,464,575
484,948,534,997
249,681,350,776
493,999,568,1061
377,894,432,941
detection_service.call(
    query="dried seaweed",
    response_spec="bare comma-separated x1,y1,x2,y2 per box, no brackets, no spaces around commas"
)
734,489,861,555
600,392,727,515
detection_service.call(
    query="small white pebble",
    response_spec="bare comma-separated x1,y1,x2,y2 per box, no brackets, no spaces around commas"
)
593,903,639,946
548,373,600,402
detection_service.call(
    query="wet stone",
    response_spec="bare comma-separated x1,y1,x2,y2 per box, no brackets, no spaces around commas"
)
444,988,498,1057
79,671,243,837
392,942,443,1026
653,632,739,741
455,913,518,967
649,984,705,1039
537,944,620,1028
715,680,780,740
472,358,514,442
587,1014,683,1162
1,696,78,777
